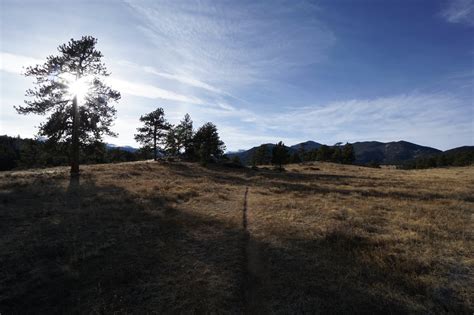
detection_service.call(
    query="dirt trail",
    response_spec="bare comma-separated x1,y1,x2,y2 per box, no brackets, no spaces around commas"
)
242,186,270,314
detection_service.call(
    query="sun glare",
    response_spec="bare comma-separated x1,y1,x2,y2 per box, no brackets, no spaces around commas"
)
68,76,90,103
58,73,91,103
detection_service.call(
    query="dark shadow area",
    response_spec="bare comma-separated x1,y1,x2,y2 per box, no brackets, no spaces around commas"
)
167,162,254,186
0,176,245,313
252,226,472,314
67,174,81,192
67,175,81,208
167,162,360,187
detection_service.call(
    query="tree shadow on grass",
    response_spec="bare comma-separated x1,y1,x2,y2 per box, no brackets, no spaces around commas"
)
0,176,245,313
166,162,365,188
167,162,254,186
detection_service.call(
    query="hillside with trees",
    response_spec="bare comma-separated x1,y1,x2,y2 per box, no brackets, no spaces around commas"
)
226,140,457,167
0,135,149,171
399,146,474,169
230,142,356,167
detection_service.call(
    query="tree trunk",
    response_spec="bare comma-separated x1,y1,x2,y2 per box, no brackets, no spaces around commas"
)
70,95,80,176
153,126,157,161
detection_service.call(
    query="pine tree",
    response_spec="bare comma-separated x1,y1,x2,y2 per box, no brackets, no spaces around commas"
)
165,126,179,156
272,141,289,171
317,145,332,161
192,122,225,165
252,144,269,165
175,113,194,157
331,147,343,163
342,143,355,164
134,108,170,161
231,155,243,166
15,36,120,176
298,142,307,162
18,138,46,168
290,152,302,164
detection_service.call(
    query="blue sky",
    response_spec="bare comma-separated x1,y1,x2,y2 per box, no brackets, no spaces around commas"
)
0,0,473,151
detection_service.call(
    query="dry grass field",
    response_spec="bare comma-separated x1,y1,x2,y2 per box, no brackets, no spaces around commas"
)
0,161,472,313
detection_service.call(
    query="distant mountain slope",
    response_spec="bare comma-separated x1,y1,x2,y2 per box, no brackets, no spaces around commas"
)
290,141,322,151
227,140,443,165
227,143,276,164
443,146,474,155
227,141,319,164
352,141,442,164
400,145,474,169
106,144,138,152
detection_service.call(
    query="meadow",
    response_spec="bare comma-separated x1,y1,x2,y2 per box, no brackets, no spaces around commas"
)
0,161,472,313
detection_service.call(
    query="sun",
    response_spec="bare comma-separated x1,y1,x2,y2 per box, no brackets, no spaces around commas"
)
58,73,91,103
68,76,90,103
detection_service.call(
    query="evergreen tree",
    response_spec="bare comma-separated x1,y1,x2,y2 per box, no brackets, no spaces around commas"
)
342,143,355,164
331,147,343,163
0,135,20,170
298,142,307,162
307,148,318,161
231,155,243,166
83,141,108,164
290,151,302,164
15,36,120,176
40,140,69,166
250,152,258,167
192,122,225,165
18,139,42,168
106,148,137,163
252,144,270,165
165,126,180,156
272,141,289,171
317,145,333,161
134,107,170,161
175,113,194,157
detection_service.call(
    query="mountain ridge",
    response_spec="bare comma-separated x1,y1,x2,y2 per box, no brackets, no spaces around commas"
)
225,140,462,165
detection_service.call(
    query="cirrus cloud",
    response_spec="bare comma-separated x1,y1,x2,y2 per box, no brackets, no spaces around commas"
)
440,0,474,26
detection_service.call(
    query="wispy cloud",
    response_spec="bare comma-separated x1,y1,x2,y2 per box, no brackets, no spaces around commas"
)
105,78,203,104
440,0,474,26
143,67,223,95
261,93,471,144
116,59,225,95
124,0,336,87
0,51,203,104
218,125,301,151
0,52,43,74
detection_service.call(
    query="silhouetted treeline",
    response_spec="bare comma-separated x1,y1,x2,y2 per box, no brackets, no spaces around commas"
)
1,110,227,171
399,147,474,169
301,144,355,164
250,143,355,166
0,135,151,171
